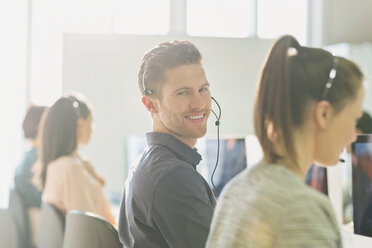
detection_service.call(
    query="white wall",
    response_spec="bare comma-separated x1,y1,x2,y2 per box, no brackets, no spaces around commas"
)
62,34,274,193
0,1,28,208
326,42,372,114
322,0,372,45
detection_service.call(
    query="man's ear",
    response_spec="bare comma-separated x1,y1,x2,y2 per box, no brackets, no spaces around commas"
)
314,100,332,129
142,96,158,113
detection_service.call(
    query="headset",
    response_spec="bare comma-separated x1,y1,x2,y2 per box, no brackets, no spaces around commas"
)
144,79,222,192
210,96,221,193
142,78,153,96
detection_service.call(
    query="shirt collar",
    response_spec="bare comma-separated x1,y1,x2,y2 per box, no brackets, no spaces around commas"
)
146,132,202,168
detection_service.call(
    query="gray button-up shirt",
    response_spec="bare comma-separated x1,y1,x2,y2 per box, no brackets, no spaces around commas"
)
118,132,216,248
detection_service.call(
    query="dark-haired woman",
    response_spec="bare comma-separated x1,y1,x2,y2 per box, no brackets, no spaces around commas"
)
15,105,46,209
206,35,364,247
14,105,47,247
37,94,115,225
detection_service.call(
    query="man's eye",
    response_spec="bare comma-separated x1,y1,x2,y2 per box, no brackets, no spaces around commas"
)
200,87,209,92
178,91,187,96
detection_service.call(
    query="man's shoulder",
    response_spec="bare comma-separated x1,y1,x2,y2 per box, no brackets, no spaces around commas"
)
129,144,197,189
140,144,193,173
134,143,208,190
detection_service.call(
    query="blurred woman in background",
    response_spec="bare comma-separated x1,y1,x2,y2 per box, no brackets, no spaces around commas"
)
38,94,115,225
15,105,46,210
14,105,46,247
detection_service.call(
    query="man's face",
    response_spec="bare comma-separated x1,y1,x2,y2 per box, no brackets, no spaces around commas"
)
151,64,211,147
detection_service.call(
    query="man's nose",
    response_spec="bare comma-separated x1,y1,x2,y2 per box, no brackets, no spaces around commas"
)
189,93,207,110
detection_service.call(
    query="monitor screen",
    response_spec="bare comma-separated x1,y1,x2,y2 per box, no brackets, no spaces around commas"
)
126,134,147,172
305,163,328,195
245,135,263,167
203,137,247,197
352,134,372,237
339,148,353,224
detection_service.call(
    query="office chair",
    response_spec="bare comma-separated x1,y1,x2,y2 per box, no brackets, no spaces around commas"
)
38,203,65,248
0,208,20,248
8,188,30,248
63,210,121,248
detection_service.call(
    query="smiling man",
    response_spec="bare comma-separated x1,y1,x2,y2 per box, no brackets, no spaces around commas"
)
118,41,216,248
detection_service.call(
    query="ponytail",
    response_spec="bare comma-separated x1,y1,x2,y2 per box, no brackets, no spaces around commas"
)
254,35,300,163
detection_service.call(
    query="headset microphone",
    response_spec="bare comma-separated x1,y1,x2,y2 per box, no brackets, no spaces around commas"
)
211,110,220,126
210,96,221,194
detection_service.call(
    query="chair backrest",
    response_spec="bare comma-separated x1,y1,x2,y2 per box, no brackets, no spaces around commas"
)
38,203,65,248
8,188,29,248
63,210,121,248
0,209,21,248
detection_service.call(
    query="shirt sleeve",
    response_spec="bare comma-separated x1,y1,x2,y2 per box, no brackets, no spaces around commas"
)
14,151,42,208
62,161,116,225
43,158,94,214
43,158,116,225
60,162,97,212
151,165,215,248
206,192,341,248
205,194,274,248
278,196,342,248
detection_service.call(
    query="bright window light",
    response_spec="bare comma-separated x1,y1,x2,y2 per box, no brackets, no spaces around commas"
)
63,0,115,33
257,0,308,44
187,0,256,38
114,0,170,35
0,1,27,208
30,0,63,106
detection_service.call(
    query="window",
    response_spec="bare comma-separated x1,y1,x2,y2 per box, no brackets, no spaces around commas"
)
62,0,115,33
30,0,63,106
187,0,309,42
187,0,256,38
257,0,308,44
0,1,27,207
114,0,170,35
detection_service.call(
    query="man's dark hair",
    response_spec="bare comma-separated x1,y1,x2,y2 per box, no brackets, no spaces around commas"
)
357,111,372,133
138,40,202,96
23,105,47,139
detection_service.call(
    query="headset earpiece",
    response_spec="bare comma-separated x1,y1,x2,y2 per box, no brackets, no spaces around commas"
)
144,89,153,96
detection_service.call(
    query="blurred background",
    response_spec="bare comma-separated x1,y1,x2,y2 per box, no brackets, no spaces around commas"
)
1,1,372,245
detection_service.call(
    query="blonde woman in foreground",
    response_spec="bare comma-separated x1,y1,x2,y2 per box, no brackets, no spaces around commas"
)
206,35,364,248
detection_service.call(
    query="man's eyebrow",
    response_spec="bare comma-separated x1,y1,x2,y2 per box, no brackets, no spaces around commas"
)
173,82,210,93
173,86,192,93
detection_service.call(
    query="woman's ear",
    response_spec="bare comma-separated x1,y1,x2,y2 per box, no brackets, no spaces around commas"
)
77,118,84,129
314,100,332,129
142,96,158,114
76,118,85,137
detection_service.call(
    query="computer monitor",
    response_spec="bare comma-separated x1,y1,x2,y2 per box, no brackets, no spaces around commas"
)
339,148,353,224
245,134,329,195
352,134,372,238
305,163,328,195
245,135,263,168
201,136,247,197
125,134,147,173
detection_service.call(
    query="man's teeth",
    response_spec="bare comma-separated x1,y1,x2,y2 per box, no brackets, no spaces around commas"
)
186,114,203,120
